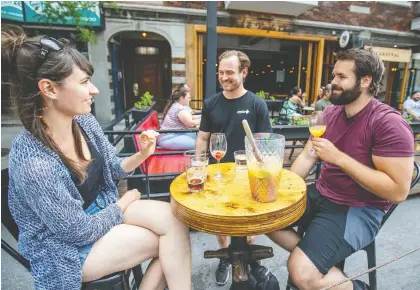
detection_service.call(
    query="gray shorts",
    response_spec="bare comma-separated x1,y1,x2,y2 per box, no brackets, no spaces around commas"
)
291,184,385,275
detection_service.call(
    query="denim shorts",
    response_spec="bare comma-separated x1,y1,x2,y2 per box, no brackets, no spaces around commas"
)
77,194,107,266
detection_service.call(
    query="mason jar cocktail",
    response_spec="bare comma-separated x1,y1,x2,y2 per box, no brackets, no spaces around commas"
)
245,133,285,202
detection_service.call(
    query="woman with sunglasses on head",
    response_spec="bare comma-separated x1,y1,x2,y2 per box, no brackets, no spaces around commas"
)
3,26,191,290
157,84,201,150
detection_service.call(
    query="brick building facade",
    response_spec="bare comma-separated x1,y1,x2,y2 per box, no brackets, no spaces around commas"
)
87,1,420,123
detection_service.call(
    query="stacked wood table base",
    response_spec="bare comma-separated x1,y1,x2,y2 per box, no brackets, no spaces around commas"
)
171,163,307,236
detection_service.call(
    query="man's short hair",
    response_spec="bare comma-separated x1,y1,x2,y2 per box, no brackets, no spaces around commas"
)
335,48,384,96
218,50,251,72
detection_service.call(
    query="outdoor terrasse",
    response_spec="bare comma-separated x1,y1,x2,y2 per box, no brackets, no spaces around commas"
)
2,144,420,289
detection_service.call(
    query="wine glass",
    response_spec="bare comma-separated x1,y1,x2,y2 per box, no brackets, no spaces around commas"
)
308,111,326,156
210,133,227,178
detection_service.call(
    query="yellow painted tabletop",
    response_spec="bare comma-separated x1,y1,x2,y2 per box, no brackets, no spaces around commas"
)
170,163,307,236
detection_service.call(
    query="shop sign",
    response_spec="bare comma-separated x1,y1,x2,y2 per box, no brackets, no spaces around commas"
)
23,1,101,27
365,46,412,63
1,1,24,22
339,31,351,49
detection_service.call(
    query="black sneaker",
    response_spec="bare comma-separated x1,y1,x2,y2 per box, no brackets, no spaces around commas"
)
353,280,370,290
215,259,232,286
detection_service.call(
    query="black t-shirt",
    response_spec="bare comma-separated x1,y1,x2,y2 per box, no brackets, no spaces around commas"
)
199,91,272,162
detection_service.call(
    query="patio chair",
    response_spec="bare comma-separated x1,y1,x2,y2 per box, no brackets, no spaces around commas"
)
286,161,420,290
1,168,144,290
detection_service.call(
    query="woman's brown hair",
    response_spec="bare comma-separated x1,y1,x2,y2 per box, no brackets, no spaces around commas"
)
162,84,190,122
1,25,94,182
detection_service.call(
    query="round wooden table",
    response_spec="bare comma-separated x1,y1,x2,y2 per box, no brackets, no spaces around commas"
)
170,163,306,289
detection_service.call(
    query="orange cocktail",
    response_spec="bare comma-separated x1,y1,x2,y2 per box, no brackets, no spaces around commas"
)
244,133,286,203
309,125,326,137
247,163,282,202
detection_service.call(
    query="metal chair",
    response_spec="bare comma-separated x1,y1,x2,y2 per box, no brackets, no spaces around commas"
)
286,161,420,290
81,265,143,290
1,168,144,290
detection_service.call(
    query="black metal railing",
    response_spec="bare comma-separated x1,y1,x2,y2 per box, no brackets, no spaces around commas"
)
102,110,420,199
102,108,138,146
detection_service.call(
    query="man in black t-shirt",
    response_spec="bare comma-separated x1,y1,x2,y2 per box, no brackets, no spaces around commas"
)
196,50,272,286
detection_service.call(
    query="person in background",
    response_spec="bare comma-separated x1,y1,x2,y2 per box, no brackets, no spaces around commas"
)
403,91,420,121
196,50,272,286
3,26,191,290
311,86,325,107
158,83,201,150
314,84,333,112
280,87,305,123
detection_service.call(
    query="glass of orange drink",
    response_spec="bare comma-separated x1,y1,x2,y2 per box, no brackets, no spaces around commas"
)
309,111,326,156
245,133,285,202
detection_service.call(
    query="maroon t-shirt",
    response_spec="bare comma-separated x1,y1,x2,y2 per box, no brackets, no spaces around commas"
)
315,98,414,210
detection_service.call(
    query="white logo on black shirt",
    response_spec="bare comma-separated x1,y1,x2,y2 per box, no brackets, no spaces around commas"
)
237,110,249,114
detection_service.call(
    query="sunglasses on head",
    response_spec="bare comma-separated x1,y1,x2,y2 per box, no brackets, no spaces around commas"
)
34,36,64,74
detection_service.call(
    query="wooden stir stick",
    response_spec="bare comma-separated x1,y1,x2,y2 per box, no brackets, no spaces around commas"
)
242,119,264,164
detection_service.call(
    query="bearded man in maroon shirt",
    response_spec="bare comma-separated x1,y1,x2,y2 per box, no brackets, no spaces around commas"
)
268,48,414,290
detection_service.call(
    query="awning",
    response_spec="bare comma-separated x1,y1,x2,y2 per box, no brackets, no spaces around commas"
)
224,1,318,17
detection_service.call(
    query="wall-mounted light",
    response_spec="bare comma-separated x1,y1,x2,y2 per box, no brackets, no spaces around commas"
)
262,71,265,74
135,46,159,55
267,64,271,68
142,32,147,38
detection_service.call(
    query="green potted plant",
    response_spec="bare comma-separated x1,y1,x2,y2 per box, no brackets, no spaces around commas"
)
256,90,266,99
132,91,156,121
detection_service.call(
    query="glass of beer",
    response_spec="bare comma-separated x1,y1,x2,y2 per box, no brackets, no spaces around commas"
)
309,111,326,156
234,150,247,170
186,156,208,193
245,133,285,202
184,150,208,168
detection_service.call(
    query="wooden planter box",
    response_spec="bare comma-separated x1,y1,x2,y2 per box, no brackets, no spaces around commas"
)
131,101,156,121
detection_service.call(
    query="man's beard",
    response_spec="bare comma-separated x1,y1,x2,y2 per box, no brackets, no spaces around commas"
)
330,80,361,105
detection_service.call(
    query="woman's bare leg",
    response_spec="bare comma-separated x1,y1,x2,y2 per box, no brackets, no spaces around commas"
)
139,258,167,290
82,224,161,282
124,200,191,290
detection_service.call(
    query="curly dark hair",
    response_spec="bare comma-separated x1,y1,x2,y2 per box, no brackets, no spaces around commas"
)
335,48,384,96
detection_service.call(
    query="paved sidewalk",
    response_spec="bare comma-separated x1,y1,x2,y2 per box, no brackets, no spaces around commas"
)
2,195,420,289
